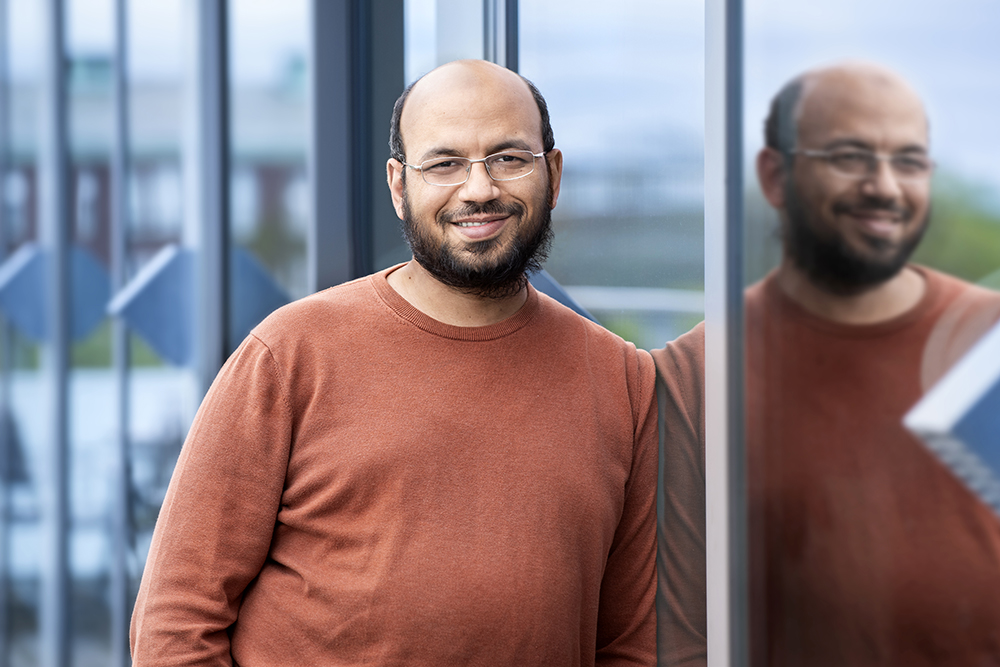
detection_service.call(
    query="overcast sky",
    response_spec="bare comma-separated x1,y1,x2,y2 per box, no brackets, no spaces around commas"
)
6,0,1000,196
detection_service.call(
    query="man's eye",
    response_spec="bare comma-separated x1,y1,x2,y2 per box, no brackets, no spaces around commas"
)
493,153,527,165
829,152,871,168
424,160,465,173
892,156,930,174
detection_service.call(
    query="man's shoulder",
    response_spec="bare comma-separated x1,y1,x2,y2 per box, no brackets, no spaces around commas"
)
922,265,1000,307
250,274,379,347
534,289,650,362
650,321,705,379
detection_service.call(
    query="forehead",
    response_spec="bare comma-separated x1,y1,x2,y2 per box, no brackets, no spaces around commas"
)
796,70,929,150
400,63,543,160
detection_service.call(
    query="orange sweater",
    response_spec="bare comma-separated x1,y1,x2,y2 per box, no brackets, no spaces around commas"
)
652,267,1000,667
745,267,1000,666
130,266,658,666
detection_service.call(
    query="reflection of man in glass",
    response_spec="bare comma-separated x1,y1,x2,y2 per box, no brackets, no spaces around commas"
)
751,63,1000,664
653,61,1000,667
130,60,658,665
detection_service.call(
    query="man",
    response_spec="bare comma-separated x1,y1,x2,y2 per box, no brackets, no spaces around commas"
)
654,62,1000,666
130,60,658,666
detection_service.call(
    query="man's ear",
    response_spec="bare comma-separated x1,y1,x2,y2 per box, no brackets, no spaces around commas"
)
757,147,788,210
544,148,563,209
387,158,406,220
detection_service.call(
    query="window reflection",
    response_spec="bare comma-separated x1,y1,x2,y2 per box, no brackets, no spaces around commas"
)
521,0,705,349
744,0,1000,662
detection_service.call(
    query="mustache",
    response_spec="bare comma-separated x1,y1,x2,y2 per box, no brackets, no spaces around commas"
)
439,200,525,224
832,197,910,219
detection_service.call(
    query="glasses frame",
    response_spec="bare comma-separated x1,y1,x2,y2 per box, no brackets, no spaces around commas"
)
402,150,547,187
788,148,935,182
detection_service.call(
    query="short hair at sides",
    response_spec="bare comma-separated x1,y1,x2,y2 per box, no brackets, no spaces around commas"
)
388,70,556,163
764,77,805,154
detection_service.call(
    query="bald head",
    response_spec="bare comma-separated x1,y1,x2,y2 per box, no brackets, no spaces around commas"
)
388,60,554,164
765,62,928,154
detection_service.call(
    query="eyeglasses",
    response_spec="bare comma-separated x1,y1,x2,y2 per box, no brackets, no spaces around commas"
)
789,148,934,182
403,150,546,186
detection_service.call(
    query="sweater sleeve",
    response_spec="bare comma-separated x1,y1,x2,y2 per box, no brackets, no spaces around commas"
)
595,347,659,666
130,334,294,665
651,323,707,667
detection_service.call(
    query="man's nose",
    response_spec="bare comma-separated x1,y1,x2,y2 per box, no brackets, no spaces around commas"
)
861,158,904,200
458,161,501,202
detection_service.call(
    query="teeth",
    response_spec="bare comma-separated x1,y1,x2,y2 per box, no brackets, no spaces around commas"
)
457,221,490,227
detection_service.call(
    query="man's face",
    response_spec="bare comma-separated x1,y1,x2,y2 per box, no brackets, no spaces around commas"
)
387,62,561,299
781,72,931,294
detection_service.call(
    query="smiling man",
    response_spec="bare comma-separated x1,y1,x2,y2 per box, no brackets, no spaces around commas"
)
654,62,1000,667
129,60,657,667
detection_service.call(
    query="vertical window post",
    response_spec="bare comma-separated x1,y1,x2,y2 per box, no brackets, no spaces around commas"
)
705,0,747,664
39,0,70,664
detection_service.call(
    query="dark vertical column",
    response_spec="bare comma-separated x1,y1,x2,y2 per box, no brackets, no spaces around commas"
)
705,0,746,664
0,0,10,658
39,0,70,665
109,0,133,664
307,0,403,291
504,0,518,73
193,0,229,394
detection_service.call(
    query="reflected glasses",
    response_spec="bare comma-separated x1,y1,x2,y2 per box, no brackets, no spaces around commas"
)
403,150,546,186
790,148,934,182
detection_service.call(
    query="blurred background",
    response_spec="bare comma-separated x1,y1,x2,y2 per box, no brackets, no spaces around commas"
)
0,0,996,664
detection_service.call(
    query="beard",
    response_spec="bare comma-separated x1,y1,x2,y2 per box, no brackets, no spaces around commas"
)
783,182,928,296
400,185,554,300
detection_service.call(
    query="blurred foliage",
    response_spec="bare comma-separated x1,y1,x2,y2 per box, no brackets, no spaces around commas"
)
913,174,1000,283
68,321,165,368
743,170,1000,286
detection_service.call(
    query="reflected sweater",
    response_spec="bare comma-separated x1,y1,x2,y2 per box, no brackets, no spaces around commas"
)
745,267,1000,666
130,265,658,667
651,266,1000,667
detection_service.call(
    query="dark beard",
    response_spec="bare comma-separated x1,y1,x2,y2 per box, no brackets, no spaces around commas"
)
400,191,554,300
783,184,928,296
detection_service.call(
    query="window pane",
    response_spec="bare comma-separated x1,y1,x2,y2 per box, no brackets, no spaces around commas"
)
744,0,1000,663
3,1,46,663
521,0,705,350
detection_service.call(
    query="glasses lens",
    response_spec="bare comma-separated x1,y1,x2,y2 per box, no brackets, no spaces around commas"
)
485,151,536,181
827,151,874,177
420,157,471,185
890,154,932,179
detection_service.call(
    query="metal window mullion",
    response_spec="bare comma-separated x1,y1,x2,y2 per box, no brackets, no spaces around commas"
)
190,0,229,390
704,0,747,666
109,0,133,664
307,0,355,291
39,0,71,665
482,0,517,71
0,0,10,658
504,0,517,73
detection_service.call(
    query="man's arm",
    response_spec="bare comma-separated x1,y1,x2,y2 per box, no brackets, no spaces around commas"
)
651,323,707,667
130,334,293,665
595,348,659,666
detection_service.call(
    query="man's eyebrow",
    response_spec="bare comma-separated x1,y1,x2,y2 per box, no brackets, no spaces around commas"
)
822,138,928,154
415,140,536,163
416,147,464,162
486,140,535,154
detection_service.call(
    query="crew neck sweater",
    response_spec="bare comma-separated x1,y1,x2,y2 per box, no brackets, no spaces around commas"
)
746,267,1000,666
130,265,658,666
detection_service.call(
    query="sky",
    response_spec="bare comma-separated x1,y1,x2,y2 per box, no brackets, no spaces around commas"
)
5,0,1000,197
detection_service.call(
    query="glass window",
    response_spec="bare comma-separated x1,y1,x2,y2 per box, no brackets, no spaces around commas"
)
520,0,705,350
3,0,46,663
743,0,1000,662
227,0,307,351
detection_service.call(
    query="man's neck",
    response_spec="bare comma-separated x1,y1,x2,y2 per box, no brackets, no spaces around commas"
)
386,260,529,327
775,260,926,325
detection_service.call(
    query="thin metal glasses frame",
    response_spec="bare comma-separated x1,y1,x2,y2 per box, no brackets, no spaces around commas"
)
403,150,546,186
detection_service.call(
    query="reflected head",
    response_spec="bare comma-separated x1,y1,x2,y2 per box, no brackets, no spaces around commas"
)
759,62,932,294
